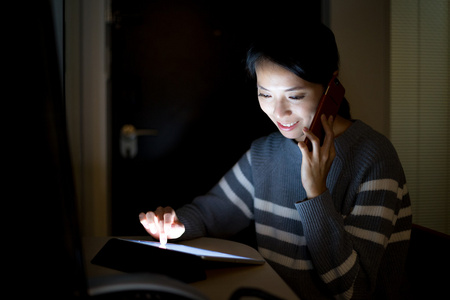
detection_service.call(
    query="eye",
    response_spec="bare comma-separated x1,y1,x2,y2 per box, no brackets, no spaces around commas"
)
289,95,306,100
258,93,272,99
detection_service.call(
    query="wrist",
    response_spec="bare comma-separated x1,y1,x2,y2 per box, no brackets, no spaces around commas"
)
306,187,327,200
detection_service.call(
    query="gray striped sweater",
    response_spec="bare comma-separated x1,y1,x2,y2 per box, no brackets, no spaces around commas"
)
177,120,412,299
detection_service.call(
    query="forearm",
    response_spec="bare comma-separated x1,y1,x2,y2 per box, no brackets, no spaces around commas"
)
177,195,253,240
295,190,392,299
177,151,255,240
296,190,362,298
175,203,208,240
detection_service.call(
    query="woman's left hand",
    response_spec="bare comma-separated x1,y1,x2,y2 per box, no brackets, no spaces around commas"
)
298,114,336,199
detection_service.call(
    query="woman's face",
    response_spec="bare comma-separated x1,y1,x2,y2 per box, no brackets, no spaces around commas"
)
255,59,325,142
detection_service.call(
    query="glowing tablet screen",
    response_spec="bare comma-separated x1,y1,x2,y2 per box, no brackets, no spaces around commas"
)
123,239,264,264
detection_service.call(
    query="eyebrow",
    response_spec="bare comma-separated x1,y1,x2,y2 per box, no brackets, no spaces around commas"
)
257,85,306,92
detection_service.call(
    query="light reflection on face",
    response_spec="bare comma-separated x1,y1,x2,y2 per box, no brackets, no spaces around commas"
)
256,59,324,142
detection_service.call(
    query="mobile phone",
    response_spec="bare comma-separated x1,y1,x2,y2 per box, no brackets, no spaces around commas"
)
305,72,345,151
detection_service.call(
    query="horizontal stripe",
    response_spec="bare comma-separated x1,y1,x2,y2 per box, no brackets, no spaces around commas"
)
358,179,398,193
397,205,412,219
218,178,253,219
245,150,251,165
345,225,388,246
335,286,354,300
351,205,395,222
232,162,254,197
358,179,408,200
401,184,408,196
392,205,412,227
254,198,300,221
389,229,411,243
256,223,306,246
321,250,358,284
258,247,313,270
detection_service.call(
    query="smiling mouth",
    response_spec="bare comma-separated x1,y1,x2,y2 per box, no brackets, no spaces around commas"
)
280,121,298,127
277,121,299,131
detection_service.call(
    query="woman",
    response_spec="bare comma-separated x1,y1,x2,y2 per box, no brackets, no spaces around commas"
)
139,22,412,299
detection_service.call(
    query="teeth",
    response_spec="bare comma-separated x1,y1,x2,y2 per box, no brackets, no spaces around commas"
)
281,121,298,127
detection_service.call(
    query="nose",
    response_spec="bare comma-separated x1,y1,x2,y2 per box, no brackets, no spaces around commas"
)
274,99,292,119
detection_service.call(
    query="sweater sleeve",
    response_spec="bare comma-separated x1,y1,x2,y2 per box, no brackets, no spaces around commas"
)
295,146,412,299
176,150,255,240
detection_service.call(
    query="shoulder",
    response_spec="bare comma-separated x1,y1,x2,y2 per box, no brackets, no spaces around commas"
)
249,132,293,166
337,120,405,178
252,131,285,151
337,120,397,155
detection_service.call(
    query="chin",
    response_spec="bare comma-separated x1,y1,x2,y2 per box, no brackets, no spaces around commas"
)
296,134,307,143
280,130,305,142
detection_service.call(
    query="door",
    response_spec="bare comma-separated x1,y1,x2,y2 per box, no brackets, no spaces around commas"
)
110,0,321,235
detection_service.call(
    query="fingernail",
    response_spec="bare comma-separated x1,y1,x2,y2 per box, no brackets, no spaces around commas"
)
303,127,309,132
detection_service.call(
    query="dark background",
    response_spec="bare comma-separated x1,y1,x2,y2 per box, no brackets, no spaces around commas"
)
110,0,322,235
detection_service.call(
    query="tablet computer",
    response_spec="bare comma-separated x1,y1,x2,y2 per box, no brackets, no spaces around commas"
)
91,238,264,283
126,239,265,265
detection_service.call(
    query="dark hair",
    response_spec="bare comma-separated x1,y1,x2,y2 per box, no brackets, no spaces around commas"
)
246,21,351,119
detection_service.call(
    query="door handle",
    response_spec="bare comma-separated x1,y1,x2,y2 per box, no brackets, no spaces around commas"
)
120,124,157,159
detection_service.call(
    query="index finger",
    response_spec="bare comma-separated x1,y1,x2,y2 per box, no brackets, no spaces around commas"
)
164,212,174,235
321,114,335,148
321,114,334,134
159,232,167,246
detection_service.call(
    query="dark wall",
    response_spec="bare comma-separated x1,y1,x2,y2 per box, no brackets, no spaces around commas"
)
11,1,86,297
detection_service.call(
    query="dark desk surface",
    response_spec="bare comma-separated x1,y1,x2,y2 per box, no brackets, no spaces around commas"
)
83,236,300,300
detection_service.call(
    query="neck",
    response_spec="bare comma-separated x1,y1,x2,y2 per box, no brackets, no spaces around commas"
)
333,115,353,137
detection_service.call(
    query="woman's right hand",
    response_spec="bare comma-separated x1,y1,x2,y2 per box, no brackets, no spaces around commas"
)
139,206,185,245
